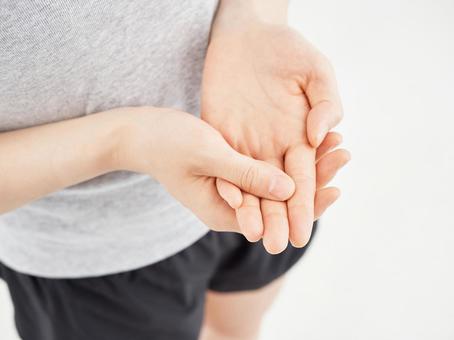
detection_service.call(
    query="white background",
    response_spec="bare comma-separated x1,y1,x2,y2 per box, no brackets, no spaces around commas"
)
1,0,453,339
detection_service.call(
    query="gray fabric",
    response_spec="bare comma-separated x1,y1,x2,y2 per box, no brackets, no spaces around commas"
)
0,0,219,278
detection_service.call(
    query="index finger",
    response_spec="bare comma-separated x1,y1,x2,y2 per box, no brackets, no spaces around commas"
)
285,143,316,247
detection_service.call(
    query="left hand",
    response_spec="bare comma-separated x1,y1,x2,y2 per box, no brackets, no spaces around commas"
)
201,21,347,253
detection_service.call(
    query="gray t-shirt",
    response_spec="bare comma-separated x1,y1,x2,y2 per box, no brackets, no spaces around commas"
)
0,0,219,278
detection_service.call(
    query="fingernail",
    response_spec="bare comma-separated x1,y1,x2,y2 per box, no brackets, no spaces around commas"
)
268,175,294,200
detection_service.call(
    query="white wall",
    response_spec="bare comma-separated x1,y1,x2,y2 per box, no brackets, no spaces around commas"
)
1,1,453,339
261,0,454,339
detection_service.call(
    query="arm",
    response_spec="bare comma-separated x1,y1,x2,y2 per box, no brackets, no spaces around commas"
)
0,107,296,234
213,0,288,30
0,110,122,213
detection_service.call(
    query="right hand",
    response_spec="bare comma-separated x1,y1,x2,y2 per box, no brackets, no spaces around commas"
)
114,107,296,232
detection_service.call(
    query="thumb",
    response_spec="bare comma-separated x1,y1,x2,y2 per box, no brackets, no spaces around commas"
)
207,150,295,201
303,57,343,147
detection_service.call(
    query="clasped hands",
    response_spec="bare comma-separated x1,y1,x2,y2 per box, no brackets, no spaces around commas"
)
201,23,350,254
118,23,349,255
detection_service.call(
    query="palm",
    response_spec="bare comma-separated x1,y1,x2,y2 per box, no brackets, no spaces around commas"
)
202,25,310,156
202,25,318,253
203,66,308,158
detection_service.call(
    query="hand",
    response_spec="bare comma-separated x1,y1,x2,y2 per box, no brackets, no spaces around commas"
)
114,107,296,232
218,131,349,221
218,130,348,214
202,22,348,253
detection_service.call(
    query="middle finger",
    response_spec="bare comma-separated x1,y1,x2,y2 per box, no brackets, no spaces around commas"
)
261,157,290,254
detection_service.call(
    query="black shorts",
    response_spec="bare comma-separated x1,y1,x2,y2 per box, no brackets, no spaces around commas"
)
0,226,317,340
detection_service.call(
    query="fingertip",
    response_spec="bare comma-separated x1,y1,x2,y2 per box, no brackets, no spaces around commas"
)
344,149,352,162
263,236,288,255
241,219,264,243
268,174,296,201
307,113,328,148
327,187,341,204
229,194,243,209
324,186,341,202
243,230,263,243
314,187,341,220
310,128,325,148
336,149,352,167
236,197,264,243
316,129,328,148
289,229,312,248
216,178,243,209
288,214,314,249
329,131,343,146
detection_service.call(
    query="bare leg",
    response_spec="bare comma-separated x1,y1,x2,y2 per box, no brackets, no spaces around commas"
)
199,277,285,340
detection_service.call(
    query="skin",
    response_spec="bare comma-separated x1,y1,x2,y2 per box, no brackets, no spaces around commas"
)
201,277,286,340
0,107,295,230
201,1,349,339
201,134,346,340
203,0,347,254
199,132,347,340
0,1,349,338
0,107,344,234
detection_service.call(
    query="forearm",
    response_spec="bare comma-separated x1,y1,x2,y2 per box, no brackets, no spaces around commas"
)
0,109,128,214
212,0,289,35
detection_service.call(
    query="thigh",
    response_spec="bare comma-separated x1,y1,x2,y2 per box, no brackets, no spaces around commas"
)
0,236,217,340
202,276,285,339
201,223,318,339
209,222,317,293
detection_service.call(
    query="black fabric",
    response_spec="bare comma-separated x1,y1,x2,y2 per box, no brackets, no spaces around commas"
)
0,225,317,340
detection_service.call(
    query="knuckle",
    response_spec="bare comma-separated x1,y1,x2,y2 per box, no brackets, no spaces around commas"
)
263,211,285,221
240,165,259,193
291,171,316,185
240,202,259,209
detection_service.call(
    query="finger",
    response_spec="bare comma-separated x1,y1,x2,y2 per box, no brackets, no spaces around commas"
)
316,149,351,189
215,178,264,241
261,199,290,254
316,131,343,161
216,178,243,209
197,177,240,233
207,149,295,201
236,193,263,242
261,158,290,255
314,187,341,220
304,61,343,147
285,143,316,248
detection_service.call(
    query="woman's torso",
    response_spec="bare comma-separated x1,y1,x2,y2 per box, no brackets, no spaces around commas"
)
0,0,218,277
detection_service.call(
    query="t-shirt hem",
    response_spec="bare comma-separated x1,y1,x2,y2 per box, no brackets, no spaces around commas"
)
0,225,209,279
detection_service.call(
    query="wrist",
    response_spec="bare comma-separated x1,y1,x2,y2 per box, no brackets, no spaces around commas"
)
104,106,156,173
212,0,288,36
107,106,181,174
90,108,134,173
